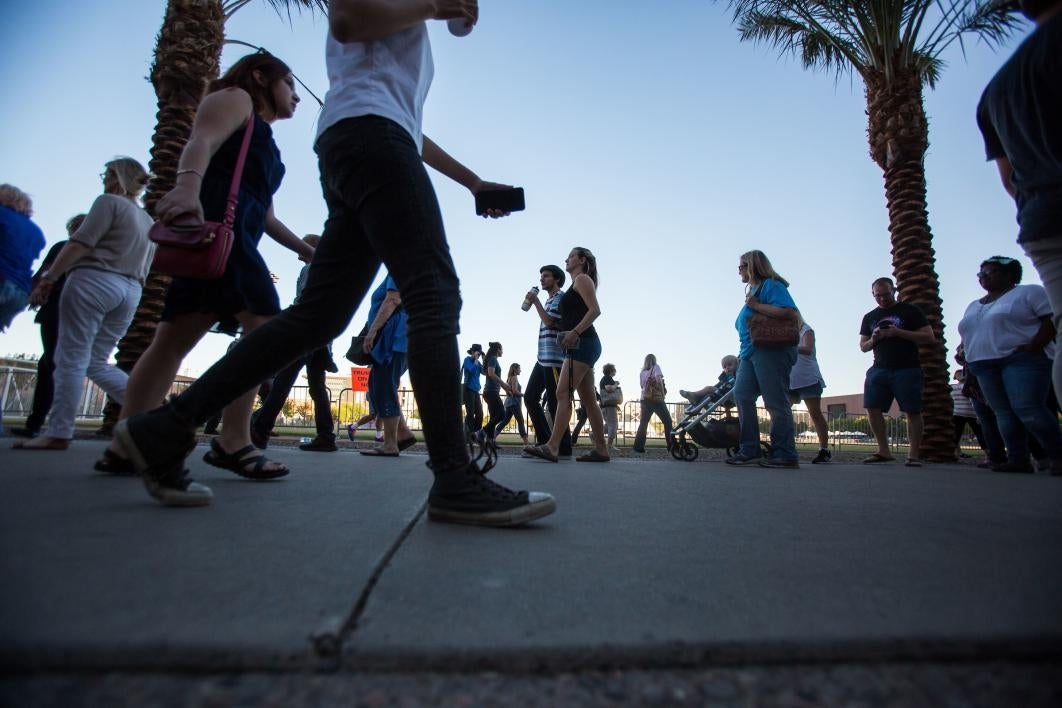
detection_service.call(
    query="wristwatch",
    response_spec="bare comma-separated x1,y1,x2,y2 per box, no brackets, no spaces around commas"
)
40,270,58,284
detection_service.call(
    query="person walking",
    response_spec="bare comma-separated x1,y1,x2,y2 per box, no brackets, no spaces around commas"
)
726,250,801,468
0,185,45,335
251,234,340,452
858,277,936,466
9,214,83,438
481,341,515,441
599,363,621,452
496,362,530,444
523,265,572,455
359,275,416,456
462,343,484,437
633,354,673,454
957,256,1060,474
113,4,556,526
976,0,1062,402
100,52,313,477
524,247,608,463
14,160,154,452
789,316,831,464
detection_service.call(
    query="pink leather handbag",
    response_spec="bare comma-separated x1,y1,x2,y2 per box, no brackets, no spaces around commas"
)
148,117,255,279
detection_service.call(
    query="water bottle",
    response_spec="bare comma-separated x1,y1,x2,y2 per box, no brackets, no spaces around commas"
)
521,286,539,311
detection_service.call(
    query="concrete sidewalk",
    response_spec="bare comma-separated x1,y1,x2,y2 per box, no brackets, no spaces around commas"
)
2,440,1061,673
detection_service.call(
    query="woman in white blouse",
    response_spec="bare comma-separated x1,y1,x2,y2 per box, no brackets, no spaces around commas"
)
957,256,1059,474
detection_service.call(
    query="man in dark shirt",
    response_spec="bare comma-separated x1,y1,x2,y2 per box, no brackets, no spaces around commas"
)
859,277,936,465
976,0,1062,403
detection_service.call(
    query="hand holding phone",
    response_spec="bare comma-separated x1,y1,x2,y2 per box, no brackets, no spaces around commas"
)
475,187,525,216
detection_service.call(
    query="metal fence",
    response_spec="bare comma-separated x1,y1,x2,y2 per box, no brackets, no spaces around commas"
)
3,370,973,453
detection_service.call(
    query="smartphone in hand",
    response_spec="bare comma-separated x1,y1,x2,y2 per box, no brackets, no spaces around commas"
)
475,187,525,216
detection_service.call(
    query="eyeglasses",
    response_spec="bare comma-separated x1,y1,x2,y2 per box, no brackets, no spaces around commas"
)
99,172,108,180
737,264,748,270
984,257,1015,265
976,270,1000,278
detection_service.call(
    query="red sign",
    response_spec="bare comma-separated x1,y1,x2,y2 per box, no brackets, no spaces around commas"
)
350,367,370,392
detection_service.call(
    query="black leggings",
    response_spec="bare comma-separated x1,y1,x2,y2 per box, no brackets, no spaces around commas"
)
463,387,483,435
482,390,505,439
171,116,469,475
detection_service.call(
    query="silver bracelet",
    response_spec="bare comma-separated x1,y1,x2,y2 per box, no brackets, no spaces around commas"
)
176,168,203,179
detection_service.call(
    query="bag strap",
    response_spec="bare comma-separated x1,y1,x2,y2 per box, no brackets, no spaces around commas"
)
221,116,257,229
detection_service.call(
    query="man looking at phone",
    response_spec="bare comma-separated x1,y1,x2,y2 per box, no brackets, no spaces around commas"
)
859,277,935,466
524,265,573,457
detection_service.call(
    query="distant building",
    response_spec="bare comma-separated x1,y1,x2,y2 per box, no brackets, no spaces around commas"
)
819,392,901,418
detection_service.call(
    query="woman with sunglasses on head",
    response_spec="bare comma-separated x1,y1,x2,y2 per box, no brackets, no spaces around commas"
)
13,161,154,452
726,250,801,469
958,256,1060,474
100,52,313,480
524,247,609,463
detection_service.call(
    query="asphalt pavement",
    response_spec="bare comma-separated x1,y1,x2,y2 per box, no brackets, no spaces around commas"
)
2,438,1061,675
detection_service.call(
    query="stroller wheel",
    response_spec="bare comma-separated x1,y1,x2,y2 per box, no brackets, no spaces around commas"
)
670,442,686,460
760,441,773,458
683,443,699,461
726,446,739,458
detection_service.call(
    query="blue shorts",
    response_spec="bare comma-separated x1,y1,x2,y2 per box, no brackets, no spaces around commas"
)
566,334,602,366
863,366,923,413
789,382,824,403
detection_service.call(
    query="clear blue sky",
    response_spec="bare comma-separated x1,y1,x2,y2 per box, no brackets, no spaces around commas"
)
1,1,1038,401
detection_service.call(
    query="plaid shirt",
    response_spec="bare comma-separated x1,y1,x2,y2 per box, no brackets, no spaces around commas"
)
537,288,565,367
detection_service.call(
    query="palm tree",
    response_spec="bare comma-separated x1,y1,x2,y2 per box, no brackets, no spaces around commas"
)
103,0,325,430
722,0,1023,461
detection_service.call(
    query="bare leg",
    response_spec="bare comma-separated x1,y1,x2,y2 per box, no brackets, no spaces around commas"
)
575,368,608,455
108,313,216,456
214,313,287,474
867,409,892,458
907,412,923,462
805,397,829,449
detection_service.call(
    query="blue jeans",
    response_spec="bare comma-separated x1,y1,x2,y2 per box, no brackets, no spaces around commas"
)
0,279,28,331
171,116,470,475
734,346,798,460
968,350,1062,463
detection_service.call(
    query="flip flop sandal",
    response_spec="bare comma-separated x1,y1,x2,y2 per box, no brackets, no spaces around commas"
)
203,439,289,480
94,448,138,476
862,454,895,464
359,448,400,457
523,444,559,463
11,438,70,450
398,437,417,451
576,450,611,462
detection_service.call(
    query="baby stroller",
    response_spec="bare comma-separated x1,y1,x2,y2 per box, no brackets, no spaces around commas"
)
669,389,772,461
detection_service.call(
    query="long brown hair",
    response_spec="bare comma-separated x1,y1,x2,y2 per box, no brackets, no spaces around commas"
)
209,51,292,117
572,246,598,285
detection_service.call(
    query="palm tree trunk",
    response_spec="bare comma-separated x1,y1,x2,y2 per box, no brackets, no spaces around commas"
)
866,69,954,462
102,0,225,429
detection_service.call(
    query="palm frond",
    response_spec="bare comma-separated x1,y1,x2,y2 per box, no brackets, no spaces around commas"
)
732,2,870,77
223,0,327,22
724,0,1026,89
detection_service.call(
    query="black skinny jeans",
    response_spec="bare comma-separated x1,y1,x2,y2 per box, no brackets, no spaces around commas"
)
524,362,572,454
463,387,483,434
482,390,505,440
171,116,469,475
25,314,59,432
253,348,335,440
